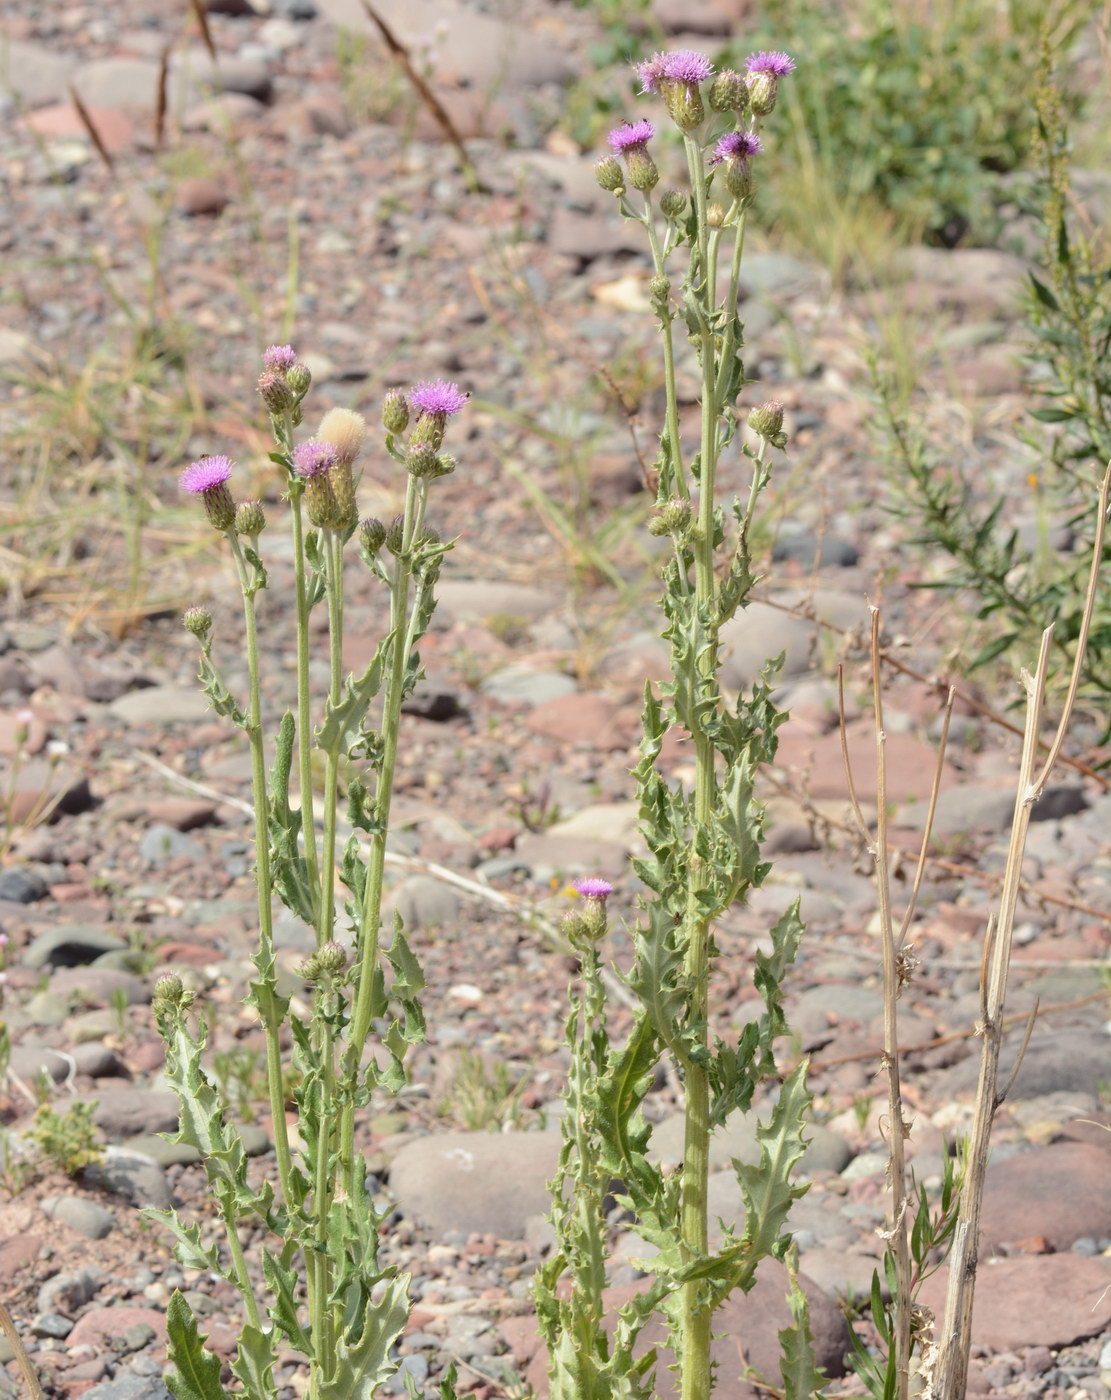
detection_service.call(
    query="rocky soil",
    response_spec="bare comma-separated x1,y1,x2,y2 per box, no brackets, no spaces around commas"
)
1,0,1110,1398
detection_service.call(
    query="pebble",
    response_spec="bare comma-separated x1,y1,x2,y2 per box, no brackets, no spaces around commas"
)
83,1147,173,1209
22,925,128,969
40,1195,116,1240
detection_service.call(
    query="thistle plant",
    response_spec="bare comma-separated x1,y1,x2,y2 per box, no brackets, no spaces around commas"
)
537,48,818,1400
152,350,466,1400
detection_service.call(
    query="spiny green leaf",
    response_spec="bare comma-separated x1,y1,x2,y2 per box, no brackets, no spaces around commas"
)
317,1274,411,1399
144,1209,226,1277
778,1268,828,1400
317,638,391,758
735,1062,811,1260
165,1291,231,1400
230,1325,279,1400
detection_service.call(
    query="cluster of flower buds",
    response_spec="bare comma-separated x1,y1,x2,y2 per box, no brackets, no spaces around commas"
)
152,973,194,1017
647,497,694,538
380,379,467,483
299,941,348,984
257,343,312,428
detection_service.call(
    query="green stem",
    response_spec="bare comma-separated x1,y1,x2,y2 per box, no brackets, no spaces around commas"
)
677,129,725,1400
643,196,687,500
319,530,344,949
218,1186,263,1333
290,489,322,924
339,473,425,1196
310,1004,338,1388
227,532,294,1207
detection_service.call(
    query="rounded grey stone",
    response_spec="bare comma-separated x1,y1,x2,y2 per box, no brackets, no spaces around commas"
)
32,1312,73,1338
22,926,128,969
83,1148,172,1210
385,875,461,931
0,867,48,903
41,1194,115,1240
37,1267,101,1316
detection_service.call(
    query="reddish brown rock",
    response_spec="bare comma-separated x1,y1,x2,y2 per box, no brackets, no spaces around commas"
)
24,103,134,155
144,799,218,831
67,1306,168,1349
526,693,625,748
918,1255,1111,1349
175,177,229,216
980,1142,1111,1253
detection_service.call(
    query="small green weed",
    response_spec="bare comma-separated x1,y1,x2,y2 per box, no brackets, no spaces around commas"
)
26,1100,104,1177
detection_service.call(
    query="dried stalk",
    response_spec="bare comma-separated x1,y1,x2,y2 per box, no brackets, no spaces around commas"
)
0,1299,46,1400
841,608,952,1400
931,461,1111,1400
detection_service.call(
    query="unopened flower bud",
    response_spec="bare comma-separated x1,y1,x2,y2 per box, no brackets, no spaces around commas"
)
708,202,726,228
418,524,441,547
257,371,294,416
384,514,406,555
286,362,312,397
235,500,266,536
625,148,659,192
595,155,624,193
432,453,456,479
648,497,692,536
649,275,671,306
406,441,440,479
747,400,787,448
153,974,193,1014
659,190,687,219
710,69,749,113
183,606,212,640
359,517,386,555
317,941,347,976
382,389,410,436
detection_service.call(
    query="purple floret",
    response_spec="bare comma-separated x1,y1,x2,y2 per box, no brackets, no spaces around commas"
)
180,455,234,494
574,877,614,900
607,119,656,152
660,49,714,84
292,439,339,479
635,54,666,93
410,380,468,417
746,50,796,76
712,131,763,164
263,344,297,372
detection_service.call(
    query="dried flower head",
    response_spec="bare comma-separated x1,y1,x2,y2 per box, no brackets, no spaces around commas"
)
180,455,236,532
318,407,368,465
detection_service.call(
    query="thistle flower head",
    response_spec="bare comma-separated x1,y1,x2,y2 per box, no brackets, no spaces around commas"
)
574,877,614,900
607,120,659,190
712,131,763,164
183,605,213,640
263,344,297,373
180,455,233,495
410,380,468,418
607,118,656,152
180,455,236,532
318,407,367,465
292,439,339,479
746,50,796,76
636,50,713,93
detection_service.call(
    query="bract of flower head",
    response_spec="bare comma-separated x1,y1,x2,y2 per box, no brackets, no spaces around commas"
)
745,50,796,76
574,877,614,900
180,455,234,494
263,344,297,373
711,131,763,166
607,118,656,153
292,439,339,479
410,380,468,418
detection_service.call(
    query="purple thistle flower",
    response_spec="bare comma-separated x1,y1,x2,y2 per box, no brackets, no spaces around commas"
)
635,53,666,93
711,131,763,164
608,119,656,152
746,50,796,76
410,380,468,418
263,344,297,373
180,455,234,494
659,49,714,85
574,877,614,900
292,439,339,479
